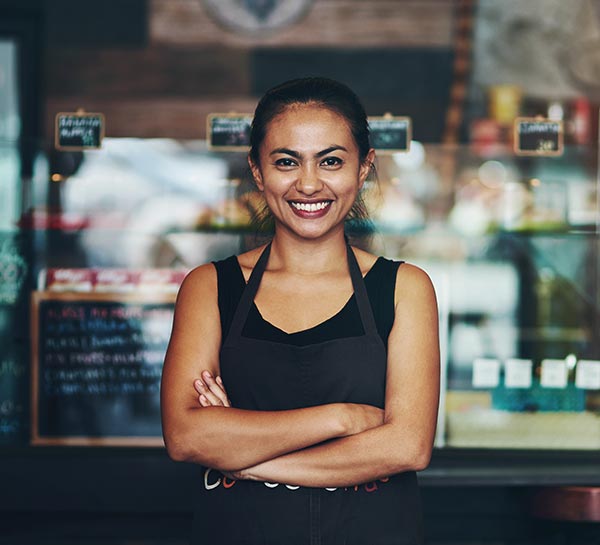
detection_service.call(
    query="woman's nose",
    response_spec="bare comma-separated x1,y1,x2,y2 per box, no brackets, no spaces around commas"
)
295,166,323,194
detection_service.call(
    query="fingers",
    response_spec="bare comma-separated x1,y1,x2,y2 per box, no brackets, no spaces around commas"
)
194,371,231,407
197,390,211,407
215,375,230,406
194,379,221,406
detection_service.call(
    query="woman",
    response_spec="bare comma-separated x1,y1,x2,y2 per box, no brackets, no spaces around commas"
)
161,77,440,545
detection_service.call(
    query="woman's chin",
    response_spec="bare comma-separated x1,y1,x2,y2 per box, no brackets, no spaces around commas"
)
277,221,344,241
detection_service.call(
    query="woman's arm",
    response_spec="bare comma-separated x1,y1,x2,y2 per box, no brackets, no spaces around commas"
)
160,262,384,470
235,263,440,487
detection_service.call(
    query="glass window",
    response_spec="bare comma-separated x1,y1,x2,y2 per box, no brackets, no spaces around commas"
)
0,39,20,231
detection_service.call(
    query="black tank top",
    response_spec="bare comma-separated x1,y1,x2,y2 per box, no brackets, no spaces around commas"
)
213,255,402,348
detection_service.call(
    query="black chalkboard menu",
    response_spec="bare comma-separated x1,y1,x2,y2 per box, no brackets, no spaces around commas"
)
31,292,175,446
207,113,252,151
368,116,411,153
55,112,105,151
514,117,564,156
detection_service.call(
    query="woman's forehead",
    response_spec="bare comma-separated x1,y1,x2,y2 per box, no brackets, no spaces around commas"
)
272,102,346,122
264,104,354,147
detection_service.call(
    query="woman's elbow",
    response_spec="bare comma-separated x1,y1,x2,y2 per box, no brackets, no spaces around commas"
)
387,436,433,473
162,418,204,463
407,435,434,471
162,406,208,462
163,425,227,467
411,447,432,472
163,428,192,462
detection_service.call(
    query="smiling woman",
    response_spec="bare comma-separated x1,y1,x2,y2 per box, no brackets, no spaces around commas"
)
248,84,375,236
248,103,374,241
160,77,440,545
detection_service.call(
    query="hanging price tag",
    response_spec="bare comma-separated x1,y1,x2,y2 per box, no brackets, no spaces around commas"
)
368,116,411,153
514,117,563,157
55,112,105,151
207,114,252,151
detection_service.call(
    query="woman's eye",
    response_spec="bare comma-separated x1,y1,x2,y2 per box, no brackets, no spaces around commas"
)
321,157,343,168
274,158,297,168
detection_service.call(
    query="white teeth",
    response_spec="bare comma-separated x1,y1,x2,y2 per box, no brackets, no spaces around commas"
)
291,201,330,212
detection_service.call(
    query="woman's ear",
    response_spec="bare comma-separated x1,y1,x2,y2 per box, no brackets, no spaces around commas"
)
248,156,264,191
358,149,376,191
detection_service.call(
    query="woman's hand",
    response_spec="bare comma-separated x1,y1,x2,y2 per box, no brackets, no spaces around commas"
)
194,370,231,407
222,468,248,481
194,373,249,479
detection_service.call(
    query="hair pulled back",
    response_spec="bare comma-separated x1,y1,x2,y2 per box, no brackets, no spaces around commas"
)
248,77,375,234
249,77,371,167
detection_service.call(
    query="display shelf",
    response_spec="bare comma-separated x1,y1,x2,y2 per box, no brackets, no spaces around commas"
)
2,132,598,452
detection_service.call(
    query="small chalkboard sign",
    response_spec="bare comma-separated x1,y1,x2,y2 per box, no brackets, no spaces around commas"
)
207,113,252,151
31,291,175,446
55,112,105,151
368,116,411,153
514,117,564,157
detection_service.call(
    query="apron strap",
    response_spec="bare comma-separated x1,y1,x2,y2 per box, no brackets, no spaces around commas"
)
346,244,379,338
226,242,272,342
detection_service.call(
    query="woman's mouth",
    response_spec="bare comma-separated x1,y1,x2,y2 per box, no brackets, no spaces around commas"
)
288,200,332,218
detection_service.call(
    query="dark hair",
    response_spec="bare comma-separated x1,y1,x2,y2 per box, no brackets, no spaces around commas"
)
248,77,375,233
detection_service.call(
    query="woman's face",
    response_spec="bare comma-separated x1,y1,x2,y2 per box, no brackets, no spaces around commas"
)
250,103,374,241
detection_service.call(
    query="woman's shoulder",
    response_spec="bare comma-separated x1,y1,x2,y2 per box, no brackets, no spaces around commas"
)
394,261,433,284
184,244,265,283
393,261,437,307
178,262,218,299
351,246,434,306
171,263,221,324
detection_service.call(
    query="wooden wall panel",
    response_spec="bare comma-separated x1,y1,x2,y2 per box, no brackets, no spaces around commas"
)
46,47,250,98
150,0,455,48
44,1,457,140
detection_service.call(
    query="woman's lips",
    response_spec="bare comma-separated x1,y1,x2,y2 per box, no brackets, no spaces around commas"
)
288,200,332,219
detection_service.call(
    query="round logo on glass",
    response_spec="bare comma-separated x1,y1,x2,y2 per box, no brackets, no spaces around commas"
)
203,0,313,33
0,238,27,305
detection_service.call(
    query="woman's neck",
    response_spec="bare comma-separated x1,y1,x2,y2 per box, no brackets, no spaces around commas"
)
268,229,348,276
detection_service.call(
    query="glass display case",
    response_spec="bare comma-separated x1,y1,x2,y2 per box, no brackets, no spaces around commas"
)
8,124,597,451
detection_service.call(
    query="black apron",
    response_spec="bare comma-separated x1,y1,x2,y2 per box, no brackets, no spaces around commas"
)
193,243,423,545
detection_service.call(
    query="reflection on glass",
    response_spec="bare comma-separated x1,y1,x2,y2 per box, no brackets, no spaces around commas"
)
0,39,20,231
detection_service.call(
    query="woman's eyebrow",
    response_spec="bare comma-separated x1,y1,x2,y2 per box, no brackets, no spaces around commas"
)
315,145,348,157
269,145,348,158
270,147,300,158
